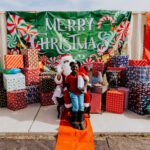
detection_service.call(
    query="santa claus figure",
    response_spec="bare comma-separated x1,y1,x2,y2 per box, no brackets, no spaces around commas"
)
52,54,90,110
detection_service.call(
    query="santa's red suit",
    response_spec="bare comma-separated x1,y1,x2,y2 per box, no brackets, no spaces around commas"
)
52,54,90,108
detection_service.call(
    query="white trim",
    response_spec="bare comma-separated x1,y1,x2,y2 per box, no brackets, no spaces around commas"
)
65,103,72,108
84,103,90,107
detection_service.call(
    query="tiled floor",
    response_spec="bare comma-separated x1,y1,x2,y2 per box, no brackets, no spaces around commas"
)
0,104,150,133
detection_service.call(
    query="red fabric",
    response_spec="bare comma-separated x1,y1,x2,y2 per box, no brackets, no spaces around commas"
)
144,12,150,65
106,90,124,114
66,73,82,95
129,60,148,66
78,67,88,76
55,112,95,150
84,92,91,103
90,93,101,113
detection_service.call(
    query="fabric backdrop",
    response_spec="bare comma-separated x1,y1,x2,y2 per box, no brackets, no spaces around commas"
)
6,10,131,69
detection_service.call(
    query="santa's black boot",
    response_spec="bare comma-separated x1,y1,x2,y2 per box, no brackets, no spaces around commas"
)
78,111,86,130
70,112,79,129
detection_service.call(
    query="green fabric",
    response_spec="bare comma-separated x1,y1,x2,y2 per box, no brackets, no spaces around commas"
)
6,10,131,65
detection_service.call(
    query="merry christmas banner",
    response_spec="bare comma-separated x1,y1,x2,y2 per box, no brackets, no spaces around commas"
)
6,11,131,68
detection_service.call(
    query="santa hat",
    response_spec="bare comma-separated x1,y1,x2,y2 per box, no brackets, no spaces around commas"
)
61,54,74,63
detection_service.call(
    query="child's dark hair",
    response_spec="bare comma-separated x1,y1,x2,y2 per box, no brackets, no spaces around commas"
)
76,61,81,67
70,61,76,67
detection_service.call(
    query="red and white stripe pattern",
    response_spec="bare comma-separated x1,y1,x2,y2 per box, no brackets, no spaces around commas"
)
47,57,59,68
24,24,37,42
117,20,130,40
7,15,27,37
98,16,114,29
5,55,24,69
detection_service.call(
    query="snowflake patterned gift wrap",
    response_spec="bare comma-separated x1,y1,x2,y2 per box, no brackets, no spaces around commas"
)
126,81,150,115
26,85,40,104
106,90,125,114
39,91,54,106
129,60,148,66
7,90,27,111
5,55,24,69
110,55,128,67
24,49,39,68
0,89,7,107
126,66,150,82
23,68,40,86
3,73,26,91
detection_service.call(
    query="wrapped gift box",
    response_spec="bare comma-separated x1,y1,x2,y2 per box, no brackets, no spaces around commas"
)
127,81,150,115
129,59,148,66
92,62,104,76
23,68,40,86
91,84,102,94
39,72,56,92
0,89,7,107
24,49,39,68
5,55,24,69
118,87,129,109
110,55,128,67
106,70,121,88
90,93,102,113
107,67,127,86
106,90,124,114
39,91,54,106
26,85,40,104
7,90,27,111
0,72,3,89
3,73,26,91
127,66,150,82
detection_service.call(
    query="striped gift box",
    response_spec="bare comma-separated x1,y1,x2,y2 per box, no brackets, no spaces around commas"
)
5,55,24,69
0,88,7,107
90,93,101,113
24,49,39,68
129,60,148,66
7,90,27,111
39,91,54,106
106,90,124,114
23,68,40,86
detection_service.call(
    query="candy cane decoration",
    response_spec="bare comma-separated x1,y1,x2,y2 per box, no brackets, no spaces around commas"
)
98,16,114,29
24,24,37,42
7,14,27,37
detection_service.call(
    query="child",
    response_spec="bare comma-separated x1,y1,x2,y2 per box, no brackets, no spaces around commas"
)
66,62,88,130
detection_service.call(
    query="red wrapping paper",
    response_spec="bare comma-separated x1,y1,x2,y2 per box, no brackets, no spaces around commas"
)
106,90,124,114
24,68,40,86
24,49,39,68
129,60,148,66
40,91,54,106
90,93,101,113
7,90,27,111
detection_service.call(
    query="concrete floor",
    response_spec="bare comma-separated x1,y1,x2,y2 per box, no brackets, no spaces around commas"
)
0,104,150,133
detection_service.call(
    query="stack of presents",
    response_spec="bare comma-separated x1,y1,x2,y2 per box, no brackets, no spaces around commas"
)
85,55,150,115
0,49,55,111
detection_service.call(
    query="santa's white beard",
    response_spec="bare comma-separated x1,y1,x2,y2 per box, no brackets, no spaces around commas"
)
62,63,72,76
